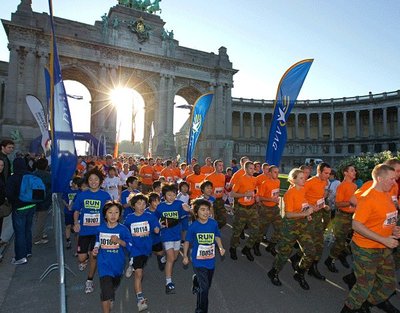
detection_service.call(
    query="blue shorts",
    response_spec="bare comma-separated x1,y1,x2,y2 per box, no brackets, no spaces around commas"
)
181,216,189,231
64,213,74,226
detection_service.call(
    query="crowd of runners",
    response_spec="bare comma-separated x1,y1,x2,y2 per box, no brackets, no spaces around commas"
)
2,140,400,313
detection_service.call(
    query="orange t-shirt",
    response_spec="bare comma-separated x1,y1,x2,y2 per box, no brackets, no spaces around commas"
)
139,165,154,185
257,178,280,207
354,180,373,201
256,173,269,189
160,168,175,183
205,172,225,199
283,186,309,214
186,173,206,199
200,165,214,175
230,168,245,186
232,175,257,206
153,164,164,178
353,188,398,249
172,167,181,181
304,176,328,209
335,180,357,213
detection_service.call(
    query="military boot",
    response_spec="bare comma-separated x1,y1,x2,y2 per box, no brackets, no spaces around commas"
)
253,242,262,256
342,272,356,290
324,256,339,273
241,246,254,262
308,261,326,280
293,267,310,290
289,253,301,271
267,268,282,286
265,242,277,256
229,247,238,260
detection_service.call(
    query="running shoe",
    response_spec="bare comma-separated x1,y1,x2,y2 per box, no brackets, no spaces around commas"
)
66,240,72,249
137,298,148,312
125,265,135,278
11,257,28,265
165,282,175,294
85,280,94,294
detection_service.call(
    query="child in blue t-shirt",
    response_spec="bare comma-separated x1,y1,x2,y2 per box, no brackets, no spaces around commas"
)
155,184,190,294
146,192,166,271
198,181,216,217
61,176,81,249
124,194,160,312
72,168,112,294
177,181,190,244
92,201,131,313
183,199,225,313
120,176,140,220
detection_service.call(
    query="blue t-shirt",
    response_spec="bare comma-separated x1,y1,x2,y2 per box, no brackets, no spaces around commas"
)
145,208,162,245
186,219,221,269
96,223,132,278
198,195,216,205
62,187,80,215
124,212,160,257
72,189,112,236
155,200,187,242
120,189,140,207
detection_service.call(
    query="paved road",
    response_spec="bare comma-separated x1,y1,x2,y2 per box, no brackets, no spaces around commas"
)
1,216,399,313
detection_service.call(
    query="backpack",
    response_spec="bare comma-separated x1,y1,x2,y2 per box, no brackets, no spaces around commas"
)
19,174,46,203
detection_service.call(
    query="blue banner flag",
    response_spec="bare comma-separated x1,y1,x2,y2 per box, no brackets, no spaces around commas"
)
186,93,214,164
266,59,313,166
48,0,77,192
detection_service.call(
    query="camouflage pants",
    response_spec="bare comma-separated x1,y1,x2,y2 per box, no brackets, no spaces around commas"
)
329,210,352,259
308,209,325,261
345,243,395,309
230,204,259,249
274,218,315,271
257,204,282,244
321,206,331,230
213,198,227,229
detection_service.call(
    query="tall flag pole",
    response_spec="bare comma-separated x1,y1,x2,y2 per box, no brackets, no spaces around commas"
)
186,93,214,164
266,59,313,166
48,0,78,192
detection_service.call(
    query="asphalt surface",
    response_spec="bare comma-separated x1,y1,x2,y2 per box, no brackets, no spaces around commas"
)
1,215,400,313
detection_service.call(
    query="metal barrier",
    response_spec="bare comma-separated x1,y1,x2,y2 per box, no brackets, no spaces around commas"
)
40,193,75,313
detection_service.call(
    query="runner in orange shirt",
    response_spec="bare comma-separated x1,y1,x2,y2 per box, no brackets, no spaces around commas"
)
255,163,270,188
200,157,214,175
186,164,206,201
229,161,258,262
342,164,400,313
325,165,357,273
256,165,282,257
205,159,226,228
160,160,176,184
139,161,155,194
153,157,164,180
302,162,331,280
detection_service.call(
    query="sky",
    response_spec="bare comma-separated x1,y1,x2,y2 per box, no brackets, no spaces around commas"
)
1,1,400,152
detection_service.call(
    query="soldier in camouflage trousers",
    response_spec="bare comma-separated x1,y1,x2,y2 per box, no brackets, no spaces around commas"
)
230,203,259,250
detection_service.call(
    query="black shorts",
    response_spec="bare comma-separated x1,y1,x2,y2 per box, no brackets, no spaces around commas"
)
132,255,148,270
64,213,74,226
77,235,96,254
100,276,121,301
152,242,163,253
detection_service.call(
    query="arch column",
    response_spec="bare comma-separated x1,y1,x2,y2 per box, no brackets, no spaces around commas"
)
318,112,322,139
22,48,37,121
330,112,335,140
382,107,387,136
261,113,265,139
3,45,19,120
369,109,374,137
250,112,255,138
356,110,360,138
239,111,244,138
343,111,348,139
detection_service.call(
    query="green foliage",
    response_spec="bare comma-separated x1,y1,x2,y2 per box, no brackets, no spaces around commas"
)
278,173,290,194
336,151,400,182
118,140,143,155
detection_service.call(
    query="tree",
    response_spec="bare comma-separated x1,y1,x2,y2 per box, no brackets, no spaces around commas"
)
336,150,400,182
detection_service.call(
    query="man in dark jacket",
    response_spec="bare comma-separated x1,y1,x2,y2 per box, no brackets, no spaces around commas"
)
5,157,35,265
32,158,51,244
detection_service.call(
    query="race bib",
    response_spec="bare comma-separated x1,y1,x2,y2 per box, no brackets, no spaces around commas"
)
316,198,325,210
244,191,254,202
130,221,150,237
215,187,224,195
99,232,119,249
145,173,152,178
195,183,202,190
83,213,100,226
301,203,310,212
271,188,280,198
196,244,215,260
383,211,398,227
392,196,399,209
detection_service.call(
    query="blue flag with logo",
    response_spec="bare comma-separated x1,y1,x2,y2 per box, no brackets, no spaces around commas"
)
266,59,313,166
186,93,214,164
48,0,77,193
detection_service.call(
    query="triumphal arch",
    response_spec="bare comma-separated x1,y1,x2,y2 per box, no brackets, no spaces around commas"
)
1,1,236,162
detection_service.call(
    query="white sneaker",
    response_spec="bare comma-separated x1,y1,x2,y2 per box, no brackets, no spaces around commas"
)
78,259,88,271
85,280,94,294
11,257,28,265
34,239,49,245
125,265,135,278
137,298,148,312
